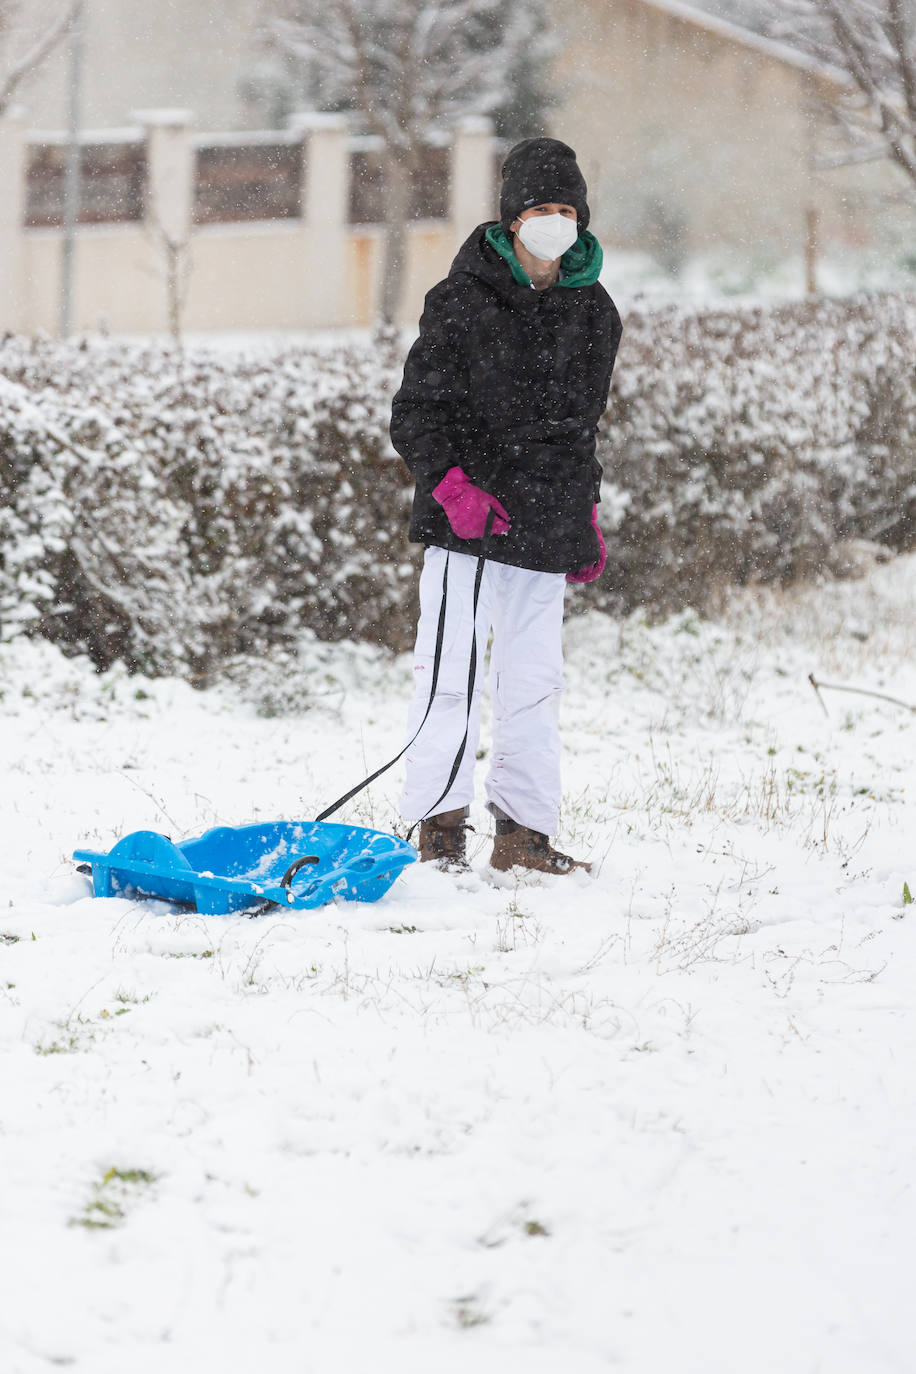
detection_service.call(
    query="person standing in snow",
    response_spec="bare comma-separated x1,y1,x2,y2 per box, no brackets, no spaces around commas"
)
389,137,622,875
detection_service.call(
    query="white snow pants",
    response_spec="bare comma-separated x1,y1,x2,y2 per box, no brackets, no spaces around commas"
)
400,546,567,836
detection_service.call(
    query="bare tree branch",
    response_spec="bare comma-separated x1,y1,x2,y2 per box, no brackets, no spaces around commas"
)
263,0,552,319
771,0,916,189
888,0,916,121
0,0,78,116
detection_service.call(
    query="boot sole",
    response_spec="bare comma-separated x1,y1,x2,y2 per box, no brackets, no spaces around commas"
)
489,854,592,877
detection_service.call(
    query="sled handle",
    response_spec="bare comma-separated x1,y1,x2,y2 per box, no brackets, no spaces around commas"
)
280,855,321,888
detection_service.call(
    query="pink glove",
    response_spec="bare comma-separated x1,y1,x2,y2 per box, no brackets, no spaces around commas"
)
566,505,607,584
432,466,510,540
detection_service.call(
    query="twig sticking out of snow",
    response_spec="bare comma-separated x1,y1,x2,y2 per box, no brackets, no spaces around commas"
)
808,672,916,717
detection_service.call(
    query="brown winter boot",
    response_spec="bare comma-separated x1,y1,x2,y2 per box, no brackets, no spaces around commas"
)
489,818,591,876
418,806,472,873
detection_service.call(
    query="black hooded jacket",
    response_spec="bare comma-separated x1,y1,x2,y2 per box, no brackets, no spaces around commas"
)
389,224,622,574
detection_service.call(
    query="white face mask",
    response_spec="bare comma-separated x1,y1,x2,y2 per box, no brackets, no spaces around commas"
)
516,213,579,263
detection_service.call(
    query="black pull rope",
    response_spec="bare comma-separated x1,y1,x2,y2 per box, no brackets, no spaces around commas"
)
314,547,452,824
315,507,497,830
410,513,493,831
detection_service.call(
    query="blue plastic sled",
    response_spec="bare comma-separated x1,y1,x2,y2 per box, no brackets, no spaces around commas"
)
73,821,417,914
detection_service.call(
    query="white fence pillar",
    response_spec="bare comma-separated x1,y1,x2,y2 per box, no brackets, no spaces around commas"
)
132,108,194,336
291,112,350,327
451,116,496,244
0,112,27,333
134,108,194,242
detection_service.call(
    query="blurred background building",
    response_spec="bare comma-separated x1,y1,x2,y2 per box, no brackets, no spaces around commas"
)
2,0,914,333
16,0,264,131
551,0,916,291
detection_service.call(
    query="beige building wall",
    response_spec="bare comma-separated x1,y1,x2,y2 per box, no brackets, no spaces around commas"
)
16,0,261,132
551,0,814,264
18,222,457,334
549,0,916,270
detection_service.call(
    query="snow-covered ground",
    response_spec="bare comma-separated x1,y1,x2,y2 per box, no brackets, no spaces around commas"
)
3,556,916,1374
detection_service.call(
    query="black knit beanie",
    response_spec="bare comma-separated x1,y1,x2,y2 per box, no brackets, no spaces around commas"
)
499,137,590,235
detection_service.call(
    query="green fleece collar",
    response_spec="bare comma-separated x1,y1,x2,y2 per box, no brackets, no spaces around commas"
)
485,223,604,289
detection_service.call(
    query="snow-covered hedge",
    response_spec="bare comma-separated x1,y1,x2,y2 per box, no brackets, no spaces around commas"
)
0,333,415,675
591,294,916,616
1,294,914,676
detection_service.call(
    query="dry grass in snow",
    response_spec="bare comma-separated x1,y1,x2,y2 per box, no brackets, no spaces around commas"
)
2,556,916,1373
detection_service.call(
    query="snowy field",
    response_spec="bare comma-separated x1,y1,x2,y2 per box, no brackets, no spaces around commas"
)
3,555,916,1374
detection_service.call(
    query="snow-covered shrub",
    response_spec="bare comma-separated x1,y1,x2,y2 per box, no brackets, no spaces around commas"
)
1,293,914,677
588,293,916,615
0,334,415,675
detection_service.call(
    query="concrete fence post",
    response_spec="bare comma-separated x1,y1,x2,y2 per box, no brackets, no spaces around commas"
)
132,108,194,337
290,111,350,327
451,116,496,247
0,111,27,333
133,108,194,242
